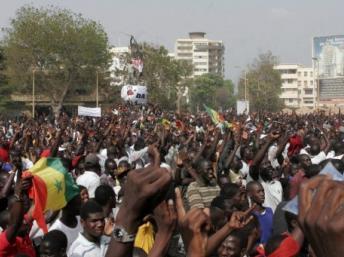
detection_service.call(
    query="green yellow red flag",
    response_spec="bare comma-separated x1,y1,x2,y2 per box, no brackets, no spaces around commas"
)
23,157,79,233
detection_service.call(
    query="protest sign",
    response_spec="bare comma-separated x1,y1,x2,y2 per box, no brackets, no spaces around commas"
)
78,106,101,117
121,85,147,105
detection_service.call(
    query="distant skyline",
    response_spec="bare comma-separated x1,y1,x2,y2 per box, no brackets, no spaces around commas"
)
1,0,343,83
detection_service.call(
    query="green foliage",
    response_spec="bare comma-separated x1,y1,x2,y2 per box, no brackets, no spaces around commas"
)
139,43,193,109
238,51,283,112
190,73,235,111
1,5,110,115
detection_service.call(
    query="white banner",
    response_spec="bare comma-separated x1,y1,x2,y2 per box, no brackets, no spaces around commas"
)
121,85,147,105
236,100,249,115
78,106,101,117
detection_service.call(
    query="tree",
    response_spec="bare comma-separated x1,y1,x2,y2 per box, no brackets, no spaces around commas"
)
140,43,193,110
1,5,110,117
214,79,236,110
190,74,235,111
238,51,283,112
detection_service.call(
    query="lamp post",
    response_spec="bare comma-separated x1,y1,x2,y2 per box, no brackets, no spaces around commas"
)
96,70,99,107
234,66,249,110
312,57,320,109
32,69,35,118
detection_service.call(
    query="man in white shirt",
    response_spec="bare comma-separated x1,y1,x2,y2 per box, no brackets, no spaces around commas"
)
49,195,82,251
76,153,101,198
68,200,110,257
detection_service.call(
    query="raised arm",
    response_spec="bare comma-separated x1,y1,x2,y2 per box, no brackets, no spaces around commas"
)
249,132,280,181
5,169,32,243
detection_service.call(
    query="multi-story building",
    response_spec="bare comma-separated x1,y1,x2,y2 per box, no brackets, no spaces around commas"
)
174,32,225,77
274,64,316,109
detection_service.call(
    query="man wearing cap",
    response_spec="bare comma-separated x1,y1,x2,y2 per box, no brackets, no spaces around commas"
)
76,153,101,198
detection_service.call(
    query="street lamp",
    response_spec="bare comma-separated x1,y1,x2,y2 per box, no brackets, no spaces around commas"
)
96,70,99,107
312,57,320,109
234,66,249,111
32,69,35,118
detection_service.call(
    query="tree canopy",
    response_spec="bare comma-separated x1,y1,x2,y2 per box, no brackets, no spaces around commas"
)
238,51,283,112
190,73,235,111
1,5,111,116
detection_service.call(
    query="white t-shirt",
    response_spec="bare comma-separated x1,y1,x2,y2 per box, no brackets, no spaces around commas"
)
49,216,82,251
300,149,326,164
76,171,100,198
68,233,110,257
260,179,283,213
326,151,344,160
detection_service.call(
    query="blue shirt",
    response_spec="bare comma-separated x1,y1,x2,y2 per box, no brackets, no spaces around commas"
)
254,207,273,244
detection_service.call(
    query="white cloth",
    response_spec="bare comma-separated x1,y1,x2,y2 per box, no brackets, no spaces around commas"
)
326,151,344,160
128,146,148,168
260,179,282,213
268,144,280,169
76,171,100,198
300,149,326,164
49,216,82,251
68,233,110,257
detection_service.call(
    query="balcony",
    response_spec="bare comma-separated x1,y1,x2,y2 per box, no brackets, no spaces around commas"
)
281,73,297,80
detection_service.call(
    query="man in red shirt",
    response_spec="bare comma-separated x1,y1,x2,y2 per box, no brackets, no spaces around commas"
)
0,168,35,257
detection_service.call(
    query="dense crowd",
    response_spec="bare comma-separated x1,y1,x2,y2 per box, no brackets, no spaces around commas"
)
0,104,343,257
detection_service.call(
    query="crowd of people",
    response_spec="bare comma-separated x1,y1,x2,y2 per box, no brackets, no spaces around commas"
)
0,103,343,257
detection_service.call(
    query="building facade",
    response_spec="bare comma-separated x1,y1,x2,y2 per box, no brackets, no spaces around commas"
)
274,64,316,109
174,32,225,77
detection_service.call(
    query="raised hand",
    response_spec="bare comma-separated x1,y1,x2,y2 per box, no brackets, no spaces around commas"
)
117,146,172,232
227,204,255,230
175,188,211,257
298,175,344,257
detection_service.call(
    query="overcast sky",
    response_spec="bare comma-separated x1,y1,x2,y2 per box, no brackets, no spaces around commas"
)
1,0,343,83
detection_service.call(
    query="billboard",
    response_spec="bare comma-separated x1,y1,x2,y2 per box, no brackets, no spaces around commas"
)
121,85,147,105
313,35,344,100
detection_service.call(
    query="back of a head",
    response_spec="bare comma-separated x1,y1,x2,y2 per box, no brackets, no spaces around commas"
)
211,195,226,210
333,141,344,154
80,200,103,220
246,181,261,193
95,185,116,207
40,230,68,255
220,183,240,199
134,137,146,151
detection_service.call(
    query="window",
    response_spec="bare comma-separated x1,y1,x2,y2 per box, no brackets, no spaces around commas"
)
304,81,308,86
288,99,293,103
305,89,313,95
287,79,294,84
310,81,313,86
304,71,308,76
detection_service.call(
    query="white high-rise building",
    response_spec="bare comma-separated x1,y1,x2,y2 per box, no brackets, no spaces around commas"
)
175,32,224,77
274,64,316,109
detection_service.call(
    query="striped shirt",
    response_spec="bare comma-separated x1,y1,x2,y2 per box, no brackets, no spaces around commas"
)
187,182,220,209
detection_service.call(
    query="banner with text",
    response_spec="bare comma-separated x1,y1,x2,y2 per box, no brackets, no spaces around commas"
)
121,85,147,105
78,106,101,117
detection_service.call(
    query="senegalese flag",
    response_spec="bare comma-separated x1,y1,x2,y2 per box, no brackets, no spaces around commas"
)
161,118,171,129
23,157,79,233
203,104,231,128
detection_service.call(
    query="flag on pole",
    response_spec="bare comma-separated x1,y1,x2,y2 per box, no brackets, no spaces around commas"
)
23,158,79,233
203,104,231,128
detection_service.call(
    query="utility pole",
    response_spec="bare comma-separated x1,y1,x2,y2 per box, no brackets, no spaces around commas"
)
96,70,99,107
32,69,35,118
